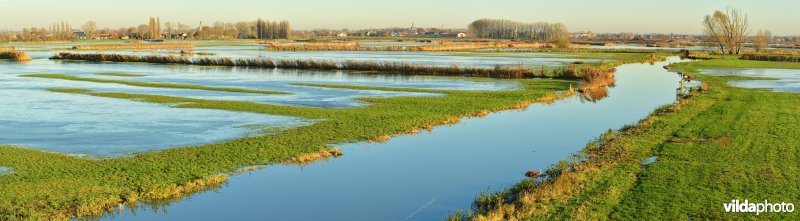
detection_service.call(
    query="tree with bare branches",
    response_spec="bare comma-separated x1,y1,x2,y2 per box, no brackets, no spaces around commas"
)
703,8,749,54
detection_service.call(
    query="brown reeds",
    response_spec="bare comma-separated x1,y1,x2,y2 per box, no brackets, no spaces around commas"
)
49,53,614,82
267,42,360,51
72,44,194,50
0,50,32,61
557,64,617,101
265,41,555,52
51,53,277,68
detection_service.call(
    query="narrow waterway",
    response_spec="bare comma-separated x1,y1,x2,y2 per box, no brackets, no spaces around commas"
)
101,57,688,221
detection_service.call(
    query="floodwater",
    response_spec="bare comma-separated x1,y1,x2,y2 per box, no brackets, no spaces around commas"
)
0,88,311,157
700,68,800,92
9,42,599,68
1,50,519,157
0,166,12,176
99,57,688,220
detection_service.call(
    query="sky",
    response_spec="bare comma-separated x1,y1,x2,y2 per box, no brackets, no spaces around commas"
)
1,0,798,35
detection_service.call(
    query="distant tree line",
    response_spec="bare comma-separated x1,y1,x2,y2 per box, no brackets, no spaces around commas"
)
467,19,570,46
256,19,291,39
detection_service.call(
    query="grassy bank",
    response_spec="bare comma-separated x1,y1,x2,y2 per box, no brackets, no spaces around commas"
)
20,74,290,95
451,57,800,220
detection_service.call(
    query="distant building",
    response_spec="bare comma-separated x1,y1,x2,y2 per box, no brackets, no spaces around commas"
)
73,32,87,39
337,32,348,38
441,33,466,38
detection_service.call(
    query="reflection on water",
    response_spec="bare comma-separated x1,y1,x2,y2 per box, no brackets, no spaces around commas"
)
99,57,688,221
700,68,800,92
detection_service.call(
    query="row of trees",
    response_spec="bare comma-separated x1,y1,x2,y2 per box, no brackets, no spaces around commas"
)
256,19,291,39
467,19,570,46
6,18,292,41
48,21,74,40
147,17,162,39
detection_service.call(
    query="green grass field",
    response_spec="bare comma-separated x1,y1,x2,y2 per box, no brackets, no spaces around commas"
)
453,57,800,220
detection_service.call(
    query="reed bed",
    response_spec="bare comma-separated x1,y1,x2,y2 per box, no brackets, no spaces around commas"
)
0,46,16,51
740,54,800,62
0,50,32,61
266,41,555,52
71,44,194,50
50,52,614,82
267,42,360,51
51,53,277,68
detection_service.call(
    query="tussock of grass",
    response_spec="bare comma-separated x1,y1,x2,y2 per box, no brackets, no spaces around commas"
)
0,50,32,61
21,74,290,95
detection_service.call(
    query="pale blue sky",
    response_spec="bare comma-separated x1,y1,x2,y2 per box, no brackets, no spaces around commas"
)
1,0,798,35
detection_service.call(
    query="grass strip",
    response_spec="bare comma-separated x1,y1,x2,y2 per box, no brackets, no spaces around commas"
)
20,74,290,95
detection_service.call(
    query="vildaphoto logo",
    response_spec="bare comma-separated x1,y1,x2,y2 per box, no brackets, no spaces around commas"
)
724,199,795,215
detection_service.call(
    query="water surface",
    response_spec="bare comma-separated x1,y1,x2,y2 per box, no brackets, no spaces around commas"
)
101,57,688,220
700,68,800,92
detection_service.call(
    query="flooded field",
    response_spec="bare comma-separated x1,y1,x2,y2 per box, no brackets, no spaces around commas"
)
0,41,687,220
700,68,800,92
7,42,601,68
0,48,527,157
98,58,687,220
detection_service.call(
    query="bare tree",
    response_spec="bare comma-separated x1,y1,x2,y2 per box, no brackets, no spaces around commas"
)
703,8,749,54
164,22,174,38
82,21,97,39
754,30,768,52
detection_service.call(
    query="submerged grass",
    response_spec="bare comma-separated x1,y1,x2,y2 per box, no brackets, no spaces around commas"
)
450,57,800,220
20,74,290,95
95,73,147,77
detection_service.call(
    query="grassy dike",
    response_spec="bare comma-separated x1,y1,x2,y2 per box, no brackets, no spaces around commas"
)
451,57,800,220
0,76,573,220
